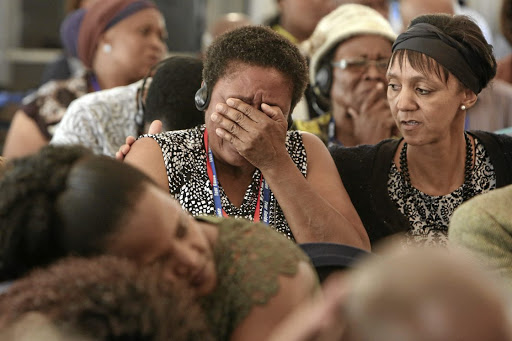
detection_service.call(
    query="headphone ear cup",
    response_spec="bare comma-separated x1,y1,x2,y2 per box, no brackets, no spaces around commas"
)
314,63,333,99
195,83,210,111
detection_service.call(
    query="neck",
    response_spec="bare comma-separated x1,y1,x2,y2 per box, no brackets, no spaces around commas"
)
91,62,134,91
398,133,471,196
211,153,256,208
278,17,307,43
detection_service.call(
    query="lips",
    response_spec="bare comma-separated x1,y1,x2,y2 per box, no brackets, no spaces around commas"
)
401,120,420,126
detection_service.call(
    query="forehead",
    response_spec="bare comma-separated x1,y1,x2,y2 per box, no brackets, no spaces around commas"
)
110,185,183,263
388,50,449,83
334,35,393,57
215,63,293,106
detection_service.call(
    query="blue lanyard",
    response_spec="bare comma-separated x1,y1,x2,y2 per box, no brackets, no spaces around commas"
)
204,129,270,224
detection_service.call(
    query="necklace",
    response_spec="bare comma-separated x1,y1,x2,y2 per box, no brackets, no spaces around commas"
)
399,132,475,201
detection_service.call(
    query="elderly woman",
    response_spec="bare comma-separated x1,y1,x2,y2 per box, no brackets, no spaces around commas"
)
331,14,512,247
295,4,398,147
123,26,368,248
3,0,167,158
0,145,318,341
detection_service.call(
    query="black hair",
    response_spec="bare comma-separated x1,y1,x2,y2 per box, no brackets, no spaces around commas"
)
144,56,205,131
0,256,214,341
391,14,496,91
203,25,308,112
0,145,152,281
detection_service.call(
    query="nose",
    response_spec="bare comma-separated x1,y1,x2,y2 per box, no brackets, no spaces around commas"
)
394,87,417,112
149,33,167,55
363,63,386,82
171,244,202,279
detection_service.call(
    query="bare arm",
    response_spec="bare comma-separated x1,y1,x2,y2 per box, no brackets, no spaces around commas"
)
213,98,369,248
3,110,48,159
123,137,169,191
230,262,318,341
262,132,369,248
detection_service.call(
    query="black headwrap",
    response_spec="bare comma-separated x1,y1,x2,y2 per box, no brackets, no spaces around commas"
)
392,23,481,94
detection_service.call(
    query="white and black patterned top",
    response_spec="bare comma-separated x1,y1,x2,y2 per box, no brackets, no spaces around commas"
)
387,138,496,247
147,125,308,241
51,80,144,157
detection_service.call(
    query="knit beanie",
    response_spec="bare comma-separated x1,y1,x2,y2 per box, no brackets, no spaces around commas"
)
78,0,157,69
301,4,397,85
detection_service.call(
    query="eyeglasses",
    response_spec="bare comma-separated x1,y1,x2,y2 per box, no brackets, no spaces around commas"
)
331,58,389,73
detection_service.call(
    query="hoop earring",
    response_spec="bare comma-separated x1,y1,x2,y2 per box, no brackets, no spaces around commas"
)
102,44,112,53
460,104,467,111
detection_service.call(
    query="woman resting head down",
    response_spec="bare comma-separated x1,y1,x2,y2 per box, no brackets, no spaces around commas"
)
3,0,167,159
331,14,512,247
0,256,214,341
122,25,369,249
0,145,318,341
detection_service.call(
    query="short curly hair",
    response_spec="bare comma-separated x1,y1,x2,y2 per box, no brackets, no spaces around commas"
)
145,55,204,131
0,256,214,341
203,25,308,112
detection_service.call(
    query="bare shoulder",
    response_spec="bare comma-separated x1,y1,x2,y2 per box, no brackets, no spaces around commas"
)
124,137,168,190
3,110,48,158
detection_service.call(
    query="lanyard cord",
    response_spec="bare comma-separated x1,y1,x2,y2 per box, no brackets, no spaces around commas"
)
203,129,270,224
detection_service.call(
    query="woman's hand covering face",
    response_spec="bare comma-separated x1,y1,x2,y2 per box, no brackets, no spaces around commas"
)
211,98,290,171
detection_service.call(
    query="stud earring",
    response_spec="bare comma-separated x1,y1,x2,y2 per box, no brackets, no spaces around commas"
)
102,44,112,53
460,104,466,111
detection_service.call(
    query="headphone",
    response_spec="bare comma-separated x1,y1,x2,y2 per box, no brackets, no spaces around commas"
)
194,82,210,112
194,82,294,130
309,60,333,117
313,62,333,101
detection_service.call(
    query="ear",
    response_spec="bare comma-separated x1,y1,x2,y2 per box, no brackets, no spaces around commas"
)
461,87,478,110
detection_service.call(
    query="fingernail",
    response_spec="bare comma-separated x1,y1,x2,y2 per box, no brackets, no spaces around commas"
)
211,113,218,122
216,103,223,111
226,98,234,106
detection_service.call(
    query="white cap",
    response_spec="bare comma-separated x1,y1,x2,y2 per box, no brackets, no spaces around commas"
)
301,4,397,85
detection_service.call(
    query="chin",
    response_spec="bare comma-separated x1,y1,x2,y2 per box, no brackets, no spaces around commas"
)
218,146,250,168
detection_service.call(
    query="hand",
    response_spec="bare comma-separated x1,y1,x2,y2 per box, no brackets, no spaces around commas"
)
211,98,289,170
115,120,162,161
347,83,396,145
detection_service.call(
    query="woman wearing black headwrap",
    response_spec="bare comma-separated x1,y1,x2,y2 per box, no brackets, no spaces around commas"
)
331,14,512,247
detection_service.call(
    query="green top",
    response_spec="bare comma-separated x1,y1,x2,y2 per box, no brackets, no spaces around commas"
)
197,216,316,340
293,113,332,146
449,184,512,291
